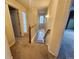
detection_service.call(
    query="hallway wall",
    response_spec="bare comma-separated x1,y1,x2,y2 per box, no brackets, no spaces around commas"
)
46,0,71,56
5,36,13,59
28,7,38,39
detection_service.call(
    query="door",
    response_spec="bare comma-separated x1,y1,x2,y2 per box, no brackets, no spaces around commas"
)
9,7,21,37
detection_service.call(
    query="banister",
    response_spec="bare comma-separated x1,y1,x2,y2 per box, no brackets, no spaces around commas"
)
44,29,51,40
29,25,31,43
28,24,37,43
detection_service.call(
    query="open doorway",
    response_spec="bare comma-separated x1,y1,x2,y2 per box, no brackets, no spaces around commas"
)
35,15,46,43
9,6,21,37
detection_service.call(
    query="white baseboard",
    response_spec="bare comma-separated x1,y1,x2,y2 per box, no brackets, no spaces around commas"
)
31,33,37,43
48,49,56,57
9,40,15,47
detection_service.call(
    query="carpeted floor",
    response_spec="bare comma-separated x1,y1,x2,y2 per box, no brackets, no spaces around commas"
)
10,37,56,59
57,29,74,59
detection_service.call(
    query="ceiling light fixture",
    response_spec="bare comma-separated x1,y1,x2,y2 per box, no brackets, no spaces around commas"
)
45,14,49,18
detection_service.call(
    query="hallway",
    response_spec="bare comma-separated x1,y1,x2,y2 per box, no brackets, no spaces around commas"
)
5,0,73,59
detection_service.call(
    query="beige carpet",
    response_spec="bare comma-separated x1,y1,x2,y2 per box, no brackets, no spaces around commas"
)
10,37,55,59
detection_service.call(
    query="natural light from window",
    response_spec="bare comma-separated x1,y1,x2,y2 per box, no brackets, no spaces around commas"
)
22,12,27,32
39,15,45,24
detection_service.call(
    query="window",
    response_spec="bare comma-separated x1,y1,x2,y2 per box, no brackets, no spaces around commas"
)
39,15,45,24
22,12,27,32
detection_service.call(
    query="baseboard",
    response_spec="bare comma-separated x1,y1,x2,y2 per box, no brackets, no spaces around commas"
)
9,40,15,47
31,33,37,43
48,49,57,57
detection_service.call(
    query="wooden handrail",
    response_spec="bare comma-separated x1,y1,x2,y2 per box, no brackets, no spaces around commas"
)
31,24,36,28
31,24,37,28
44,29,51,39
28,24,37,43
29,25,31,43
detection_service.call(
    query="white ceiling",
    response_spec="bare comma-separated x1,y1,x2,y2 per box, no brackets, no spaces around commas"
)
16,0,51,9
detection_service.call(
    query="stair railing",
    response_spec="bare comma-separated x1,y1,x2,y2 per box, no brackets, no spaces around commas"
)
44,29,51,42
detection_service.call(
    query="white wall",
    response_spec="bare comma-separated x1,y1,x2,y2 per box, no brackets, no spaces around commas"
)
5,36,13,59
46,0,71,56
28,7,38,38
